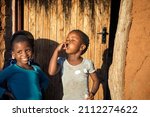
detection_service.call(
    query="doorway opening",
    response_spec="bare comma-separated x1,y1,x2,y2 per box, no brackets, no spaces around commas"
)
102,0,121,100
108,0,121,62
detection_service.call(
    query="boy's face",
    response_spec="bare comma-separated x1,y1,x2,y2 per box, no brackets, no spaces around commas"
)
65,32,86,54
12,41,33,67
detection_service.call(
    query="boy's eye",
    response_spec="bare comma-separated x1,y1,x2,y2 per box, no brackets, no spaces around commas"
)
66,39,69,42
70,39,75,42
66,38,75,42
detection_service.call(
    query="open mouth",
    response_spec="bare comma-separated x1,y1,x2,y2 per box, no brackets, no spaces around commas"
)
63,43,69,49
66,43,68,48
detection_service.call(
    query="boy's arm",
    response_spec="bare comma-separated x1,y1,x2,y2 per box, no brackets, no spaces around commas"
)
87,72,100,100
48,43,64,76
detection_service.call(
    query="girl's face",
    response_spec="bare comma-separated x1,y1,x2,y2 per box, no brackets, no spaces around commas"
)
12,41,33,67
65,32,84,54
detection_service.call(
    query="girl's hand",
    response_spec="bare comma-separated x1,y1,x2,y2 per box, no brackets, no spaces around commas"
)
4,91,15,100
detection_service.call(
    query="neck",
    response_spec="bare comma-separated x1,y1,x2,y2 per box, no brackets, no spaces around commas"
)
67,55,83,65
16,63,33,70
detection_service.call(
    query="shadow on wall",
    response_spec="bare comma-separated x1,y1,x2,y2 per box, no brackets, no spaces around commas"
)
96,49,111,100
34,39,64,100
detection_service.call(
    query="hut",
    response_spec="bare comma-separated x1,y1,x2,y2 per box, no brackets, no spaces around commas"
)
0,0,149,100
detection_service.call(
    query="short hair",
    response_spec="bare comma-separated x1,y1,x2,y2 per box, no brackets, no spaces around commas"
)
70,29,89,55
11,30,34,51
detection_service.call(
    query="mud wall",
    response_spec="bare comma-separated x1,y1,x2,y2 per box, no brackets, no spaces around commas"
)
124,0,150,99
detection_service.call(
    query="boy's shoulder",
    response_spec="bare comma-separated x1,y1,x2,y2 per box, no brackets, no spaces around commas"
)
83,58,95,68
83,58,93,63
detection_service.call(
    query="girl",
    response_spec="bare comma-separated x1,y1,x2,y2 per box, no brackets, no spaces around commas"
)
0,30,49,100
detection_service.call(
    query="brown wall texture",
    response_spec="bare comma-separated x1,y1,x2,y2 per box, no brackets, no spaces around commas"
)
124,0,150,99
0,0,6,69
0,0,12,69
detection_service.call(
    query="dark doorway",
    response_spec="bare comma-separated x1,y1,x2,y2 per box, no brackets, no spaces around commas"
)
102,0,121,100
108,0,121,60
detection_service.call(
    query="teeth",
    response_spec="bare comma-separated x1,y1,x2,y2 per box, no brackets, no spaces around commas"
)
22,58,28,61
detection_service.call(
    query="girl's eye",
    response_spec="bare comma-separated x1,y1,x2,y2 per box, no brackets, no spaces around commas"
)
17,51,22,54
26,49,31,52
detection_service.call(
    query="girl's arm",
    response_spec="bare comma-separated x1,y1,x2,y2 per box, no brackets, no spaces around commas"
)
87,72,100,100
48,43,64,76
0,67,12,98
35,65,49,91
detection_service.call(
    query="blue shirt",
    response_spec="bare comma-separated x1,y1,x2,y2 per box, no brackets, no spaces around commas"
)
0,64,49,100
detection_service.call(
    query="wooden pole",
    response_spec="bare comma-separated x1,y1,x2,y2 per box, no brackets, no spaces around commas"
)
108,0,132,99
12,0,16,33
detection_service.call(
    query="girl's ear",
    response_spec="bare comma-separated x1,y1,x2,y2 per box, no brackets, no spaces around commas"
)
11,52,15,59
80,44,86,51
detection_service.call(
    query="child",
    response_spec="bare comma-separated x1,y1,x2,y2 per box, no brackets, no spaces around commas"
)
48,29,100,100
3,30,39,69
0,30,49,100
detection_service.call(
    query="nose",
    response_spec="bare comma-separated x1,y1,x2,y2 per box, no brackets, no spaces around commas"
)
22,51,28,57
65,40,69,43
66,41,69,45
66,40,70,44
